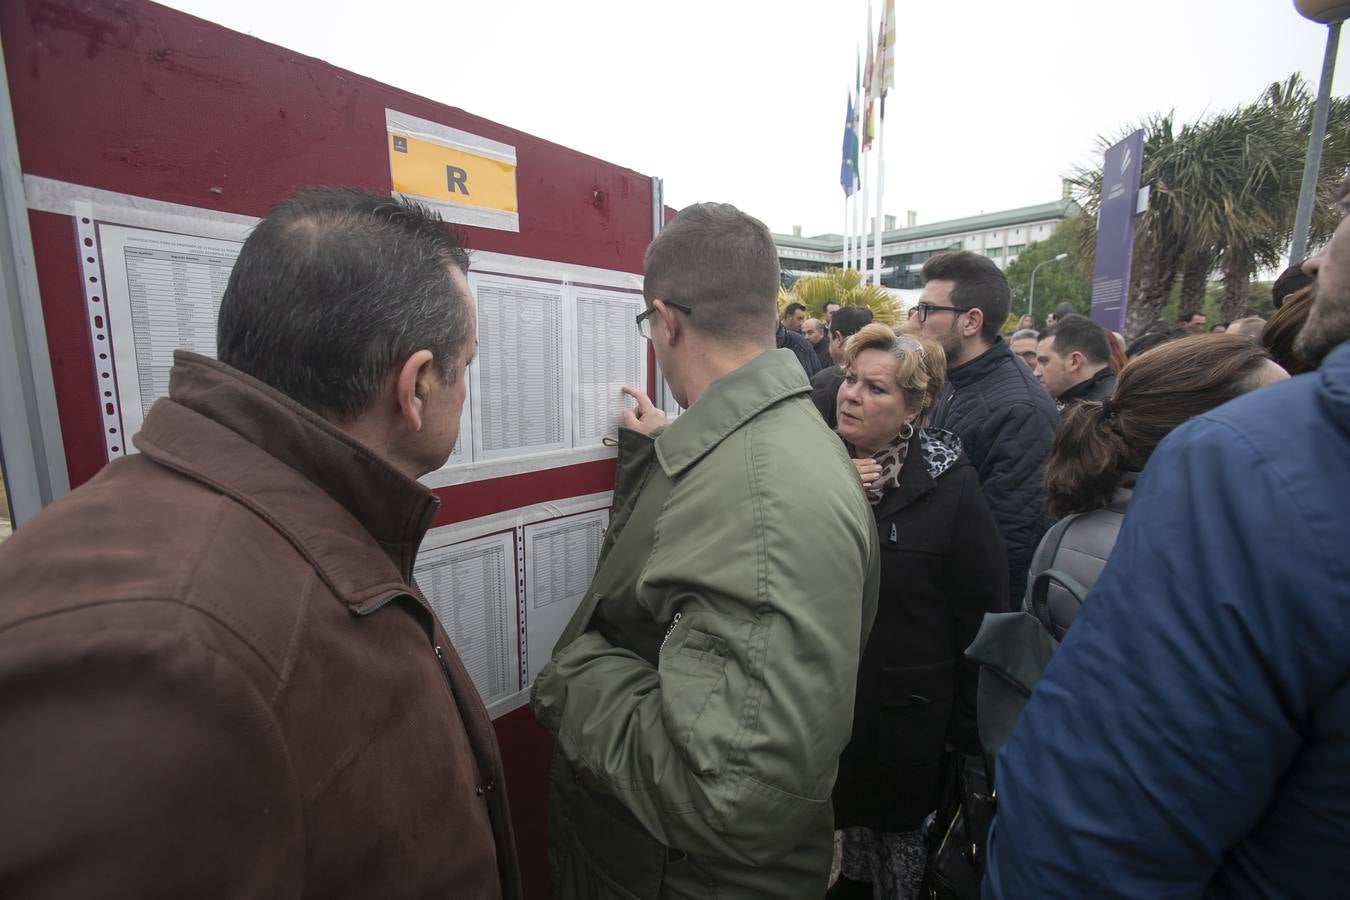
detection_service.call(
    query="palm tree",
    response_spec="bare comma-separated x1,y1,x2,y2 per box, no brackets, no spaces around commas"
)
1177,251,1213,321
1068,75,1350,335
781,268,902,325
1194,81,1306,321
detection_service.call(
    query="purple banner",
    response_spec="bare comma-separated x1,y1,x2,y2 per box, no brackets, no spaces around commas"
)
1089,129,1145,334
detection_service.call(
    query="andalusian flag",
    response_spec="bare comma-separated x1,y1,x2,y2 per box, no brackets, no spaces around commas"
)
877,0,896,108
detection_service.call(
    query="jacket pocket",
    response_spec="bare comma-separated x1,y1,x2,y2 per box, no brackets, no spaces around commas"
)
557,764,667,900
659,619,731,778
876,660,956,768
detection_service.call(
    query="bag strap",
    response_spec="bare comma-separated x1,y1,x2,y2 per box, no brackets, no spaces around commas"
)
1023,514,1082,613
1029,567,1091,637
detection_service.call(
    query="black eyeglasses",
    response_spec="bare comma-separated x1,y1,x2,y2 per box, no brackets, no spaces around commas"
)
907,302,972,324
636,301,694,340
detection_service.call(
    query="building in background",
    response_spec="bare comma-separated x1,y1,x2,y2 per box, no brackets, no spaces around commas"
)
775,195,1080,289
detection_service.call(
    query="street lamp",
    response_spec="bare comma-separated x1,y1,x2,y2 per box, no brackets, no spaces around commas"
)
1028,253,1070,319
1290,1,1349,262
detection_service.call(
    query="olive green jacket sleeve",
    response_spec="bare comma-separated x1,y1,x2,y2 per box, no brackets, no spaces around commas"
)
532,403,879,867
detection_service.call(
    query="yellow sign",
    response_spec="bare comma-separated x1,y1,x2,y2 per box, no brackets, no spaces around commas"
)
385,109,519,232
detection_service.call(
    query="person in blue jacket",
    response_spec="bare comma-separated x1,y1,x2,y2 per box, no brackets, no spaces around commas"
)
985,177,1350,898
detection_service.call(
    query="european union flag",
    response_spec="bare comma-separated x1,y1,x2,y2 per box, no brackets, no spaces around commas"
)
841,93,859,197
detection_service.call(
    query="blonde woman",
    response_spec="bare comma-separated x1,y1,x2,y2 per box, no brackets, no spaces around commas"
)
828,324,1009,899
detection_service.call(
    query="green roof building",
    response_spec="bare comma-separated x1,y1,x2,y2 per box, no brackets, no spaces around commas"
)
774,197,1081,289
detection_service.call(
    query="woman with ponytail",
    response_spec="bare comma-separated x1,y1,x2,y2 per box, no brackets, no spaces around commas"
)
1031,333,1288,637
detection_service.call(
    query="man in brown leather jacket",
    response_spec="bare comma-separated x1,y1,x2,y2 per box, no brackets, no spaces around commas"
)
0,188,521,899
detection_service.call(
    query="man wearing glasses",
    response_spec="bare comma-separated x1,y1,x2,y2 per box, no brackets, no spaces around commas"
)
532,202,880,899
907,251,1058,604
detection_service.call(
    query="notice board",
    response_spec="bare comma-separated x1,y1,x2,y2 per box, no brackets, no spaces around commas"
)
1,2,673,893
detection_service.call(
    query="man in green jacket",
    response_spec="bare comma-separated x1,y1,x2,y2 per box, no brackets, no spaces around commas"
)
531,202,880,899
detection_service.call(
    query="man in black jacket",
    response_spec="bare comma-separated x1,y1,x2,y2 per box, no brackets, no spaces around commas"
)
910,251,1058,602
776,319,822,377
810,305,874,428
1034,314,1116,414
803,317,833,370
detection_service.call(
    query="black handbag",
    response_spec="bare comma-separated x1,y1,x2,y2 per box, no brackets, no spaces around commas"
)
922,753,995,900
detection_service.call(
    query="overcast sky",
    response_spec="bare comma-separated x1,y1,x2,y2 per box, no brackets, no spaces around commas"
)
159,0,1347,238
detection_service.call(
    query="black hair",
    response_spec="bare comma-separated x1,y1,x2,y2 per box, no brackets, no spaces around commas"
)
829,306,875,340
1125,321,1184,358
1271,263,1312,310
1042,314,1110,365
784,302,806,318
920,251,1010,343
217,187,472,420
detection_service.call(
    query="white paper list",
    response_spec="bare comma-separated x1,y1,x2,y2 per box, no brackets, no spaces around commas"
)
415,531,521,706
524,509,608,682
440,386,473,470
99,224,242,442
573,288,645,445
470,275,569,460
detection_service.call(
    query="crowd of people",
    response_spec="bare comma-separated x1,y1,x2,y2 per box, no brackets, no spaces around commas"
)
0,179,1347,899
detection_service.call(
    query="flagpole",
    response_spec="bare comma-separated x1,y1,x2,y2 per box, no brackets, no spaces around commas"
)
859,162,868,276
858,130,869,274
845,104,853,273
855,92,865,276
872,108,885,286
849,193,857,271
870,0,895,288
843,193,852,272
857,148,868,276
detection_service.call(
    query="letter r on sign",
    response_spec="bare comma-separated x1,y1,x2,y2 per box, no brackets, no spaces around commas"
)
447,166,470,195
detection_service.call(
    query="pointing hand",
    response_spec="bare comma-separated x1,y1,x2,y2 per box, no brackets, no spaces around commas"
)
621,386,669,435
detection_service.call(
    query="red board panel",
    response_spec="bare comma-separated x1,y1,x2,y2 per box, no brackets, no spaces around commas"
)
493,706,555,900
4,1,653,274
29,209,105,487
431,460,617,529
4,2,662,894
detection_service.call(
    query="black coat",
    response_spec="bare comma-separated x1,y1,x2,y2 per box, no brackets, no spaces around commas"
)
813,336,833,371
929,338,1058,602
833,429,1010,832
810,365,845,429
776,321,822,377
1055,367,1116,415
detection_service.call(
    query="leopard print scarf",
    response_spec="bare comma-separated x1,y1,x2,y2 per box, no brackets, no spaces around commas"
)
862,433,910,505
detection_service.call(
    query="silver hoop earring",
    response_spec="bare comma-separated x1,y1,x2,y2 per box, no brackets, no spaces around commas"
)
898,422,915,441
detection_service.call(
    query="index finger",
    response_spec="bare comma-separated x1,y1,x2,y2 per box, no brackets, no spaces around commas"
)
621,385,655,409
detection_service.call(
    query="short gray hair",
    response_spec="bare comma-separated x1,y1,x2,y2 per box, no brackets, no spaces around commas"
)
643,202,780,346
1011,328,1040,342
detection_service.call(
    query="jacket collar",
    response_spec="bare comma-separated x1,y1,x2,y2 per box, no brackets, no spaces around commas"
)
870,428,963,523
1058,366,1115,404
133,352,439,612
1320,341,1350,433
947,337,1013,387
655,349,809,477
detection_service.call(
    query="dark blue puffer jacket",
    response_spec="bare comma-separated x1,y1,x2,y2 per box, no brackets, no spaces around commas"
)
930,338,1058,601
985,341,1350,899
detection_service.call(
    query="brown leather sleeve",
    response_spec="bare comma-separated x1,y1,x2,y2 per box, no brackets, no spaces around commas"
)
0,622,303,899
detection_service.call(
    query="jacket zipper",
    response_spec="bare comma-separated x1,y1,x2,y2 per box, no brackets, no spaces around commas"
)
359,592,495,799
433,643,452,680
359,592,454,686
660,612,683,651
